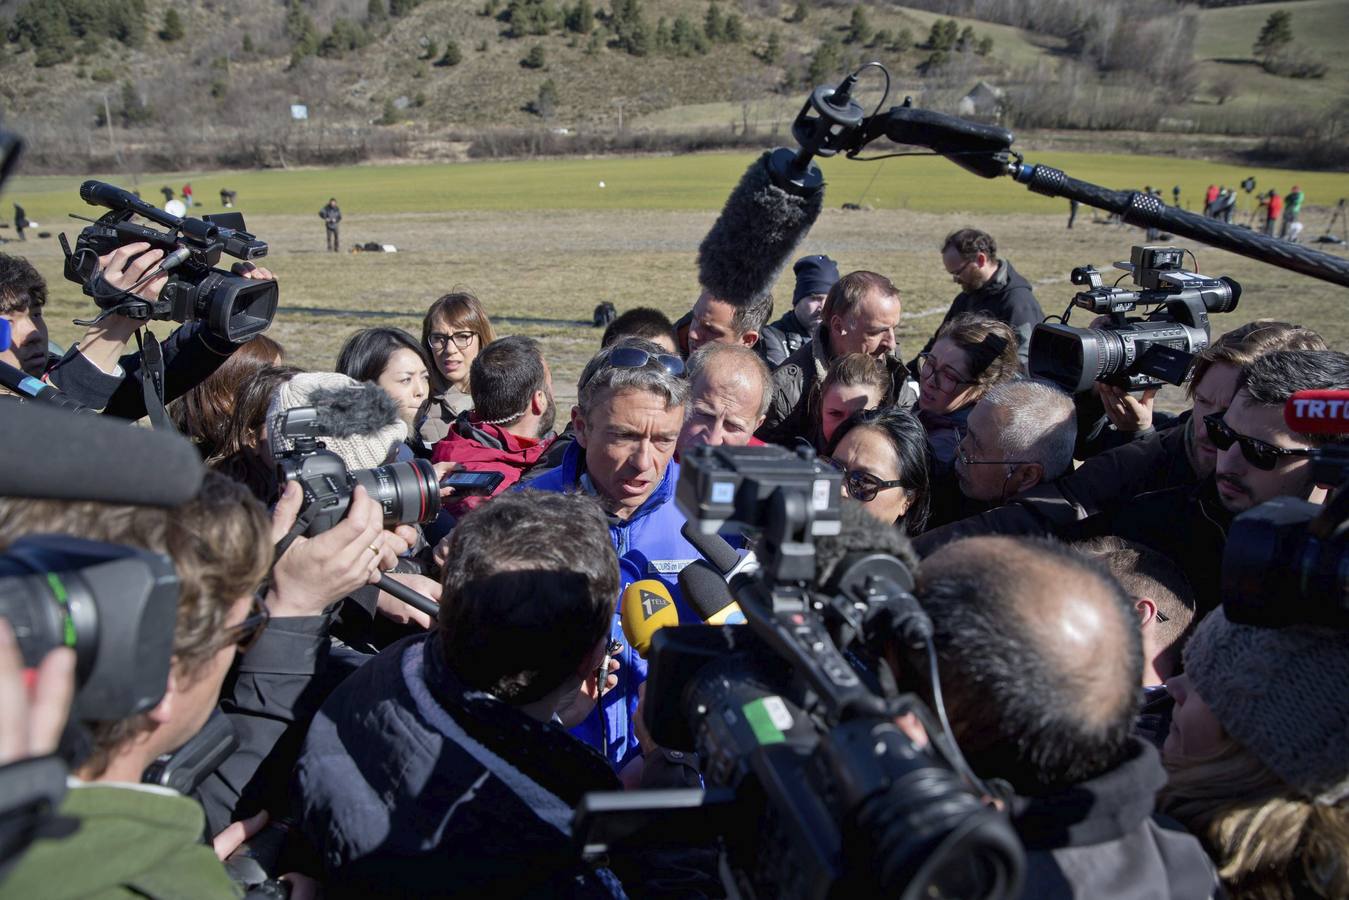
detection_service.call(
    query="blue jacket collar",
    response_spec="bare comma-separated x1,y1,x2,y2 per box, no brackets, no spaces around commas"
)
559,439,679,527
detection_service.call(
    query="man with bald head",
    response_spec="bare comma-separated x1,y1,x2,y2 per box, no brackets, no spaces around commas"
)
677,343,771,454
887,535,1216,898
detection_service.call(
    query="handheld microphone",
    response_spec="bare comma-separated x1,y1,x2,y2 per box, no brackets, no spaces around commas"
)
696,150,824,311
677,561,746,626
620,579,680,658
0,360,95,416
1285,390,1349,436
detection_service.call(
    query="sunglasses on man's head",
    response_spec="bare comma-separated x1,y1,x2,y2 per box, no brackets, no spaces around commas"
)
607,346,685,378
1203,413,1312,471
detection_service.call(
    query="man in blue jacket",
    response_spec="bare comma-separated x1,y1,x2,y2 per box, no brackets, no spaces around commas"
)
529,338,704,771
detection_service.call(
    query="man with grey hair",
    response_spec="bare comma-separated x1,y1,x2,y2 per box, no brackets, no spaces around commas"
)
677,343,772,455
675,288,775,359
954,378,1076,507
528,338,703,769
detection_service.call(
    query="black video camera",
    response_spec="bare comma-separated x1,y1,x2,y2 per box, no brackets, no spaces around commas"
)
60,181,278,343
575,445,1024,900
273,407,439,537
1222,390,1349,630
0,535,179,721
1029,245,1241,393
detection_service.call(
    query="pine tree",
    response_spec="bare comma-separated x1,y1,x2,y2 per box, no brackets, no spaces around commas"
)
437,40,462,66
847,6,871,45
808,35,840,84
159,8,184,42
1253,10,1293,60
760,30,781,64
565,0,592,34
704,2,724,43
724,14,743,44
367,0,387,22
788,1,808,24
242,33,254,53
534,78,559,117
522,44,546,68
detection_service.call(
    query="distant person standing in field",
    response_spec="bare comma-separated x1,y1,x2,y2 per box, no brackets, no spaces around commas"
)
220,189,237,208
12,203,25,241
160,185,174,205
1264,190,1283,236
1067,199,1079,230
320,198,342,252
1282,185,1304,240
1204,184,1219,217
181,183,193,209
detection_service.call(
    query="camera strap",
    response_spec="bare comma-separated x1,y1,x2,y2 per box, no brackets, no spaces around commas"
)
135,329,171,431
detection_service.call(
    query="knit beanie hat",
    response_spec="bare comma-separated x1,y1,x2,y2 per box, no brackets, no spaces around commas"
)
1184,607,1349,805
266,371,407,470
792,254,840,305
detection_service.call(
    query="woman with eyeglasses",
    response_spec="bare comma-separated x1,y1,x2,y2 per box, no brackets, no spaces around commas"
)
419,291,497,445
823,407,931,532
915,313,1020,477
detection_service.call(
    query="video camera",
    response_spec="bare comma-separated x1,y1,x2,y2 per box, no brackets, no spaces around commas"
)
0,535,179,721
1222,389,1349,630
575,444,1024,900
273,406,439,537
1029,245,1241,393
60,180,278,342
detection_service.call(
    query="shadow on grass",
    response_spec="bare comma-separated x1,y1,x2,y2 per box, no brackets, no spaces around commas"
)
278,305,594,328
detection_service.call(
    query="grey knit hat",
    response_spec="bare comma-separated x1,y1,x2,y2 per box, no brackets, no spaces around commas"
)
266,372,407,470
1184,607,1349,805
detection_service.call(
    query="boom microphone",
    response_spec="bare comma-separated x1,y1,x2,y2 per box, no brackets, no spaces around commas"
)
0,403,204,506
696,150,824,309
620,579,680,658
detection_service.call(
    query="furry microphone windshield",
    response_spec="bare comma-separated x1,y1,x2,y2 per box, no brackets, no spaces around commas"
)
697,150,825,309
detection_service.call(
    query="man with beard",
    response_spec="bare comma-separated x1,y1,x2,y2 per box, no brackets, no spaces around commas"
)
1085,349,1349,613
432,336,558,519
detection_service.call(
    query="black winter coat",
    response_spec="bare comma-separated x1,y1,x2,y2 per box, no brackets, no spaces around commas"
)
919,259,1044,368
1012,738,1218,900
756,308,812,368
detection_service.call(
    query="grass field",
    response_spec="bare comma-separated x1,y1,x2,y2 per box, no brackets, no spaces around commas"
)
6,150,1348,409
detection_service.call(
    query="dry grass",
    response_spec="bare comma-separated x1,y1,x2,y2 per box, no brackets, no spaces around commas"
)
20,199,1349,410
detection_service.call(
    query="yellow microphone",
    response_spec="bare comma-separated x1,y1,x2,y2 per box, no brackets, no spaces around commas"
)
620,579,680,658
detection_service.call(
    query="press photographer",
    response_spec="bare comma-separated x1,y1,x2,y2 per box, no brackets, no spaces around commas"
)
0,180,278,423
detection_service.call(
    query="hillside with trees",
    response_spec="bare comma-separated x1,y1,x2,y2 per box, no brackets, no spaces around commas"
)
0,0,1343,172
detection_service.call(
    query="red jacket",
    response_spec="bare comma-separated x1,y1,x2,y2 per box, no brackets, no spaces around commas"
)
431,415,555,517
1267,194,1283,221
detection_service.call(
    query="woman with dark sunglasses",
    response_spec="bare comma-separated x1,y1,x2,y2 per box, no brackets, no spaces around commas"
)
823,407,932,533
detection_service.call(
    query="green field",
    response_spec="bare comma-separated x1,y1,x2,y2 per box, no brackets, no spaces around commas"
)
8,149,1349,223
6,151,1348,409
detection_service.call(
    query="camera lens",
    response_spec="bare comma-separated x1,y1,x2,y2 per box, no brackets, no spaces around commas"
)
351,458,439,528
195,272,279,342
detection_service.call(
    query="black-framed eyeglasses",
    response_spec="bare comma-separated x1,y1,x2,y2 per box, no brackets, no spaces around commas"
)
219,593,269,655
917,352,976,391
427,330,478,351
820,456,905,502
1203,413,1312,471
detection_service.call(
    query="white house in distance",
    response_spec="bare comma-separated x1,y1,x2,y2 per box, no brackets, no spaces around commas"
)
958,81,1005,122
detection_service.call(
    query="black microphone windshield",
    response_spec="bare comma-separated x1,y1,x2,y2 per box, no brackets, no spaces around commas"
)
697,150,824,308
678,559,737,622
680,520,740,575
0,404,203,507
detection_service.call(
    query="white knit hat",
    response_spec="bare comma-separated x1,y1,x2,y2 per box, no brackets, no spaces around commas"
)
266,372,407,470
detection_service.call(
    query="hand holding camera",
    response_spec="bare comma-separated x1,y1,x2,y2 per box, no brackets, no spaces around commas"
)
267,481,417,619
